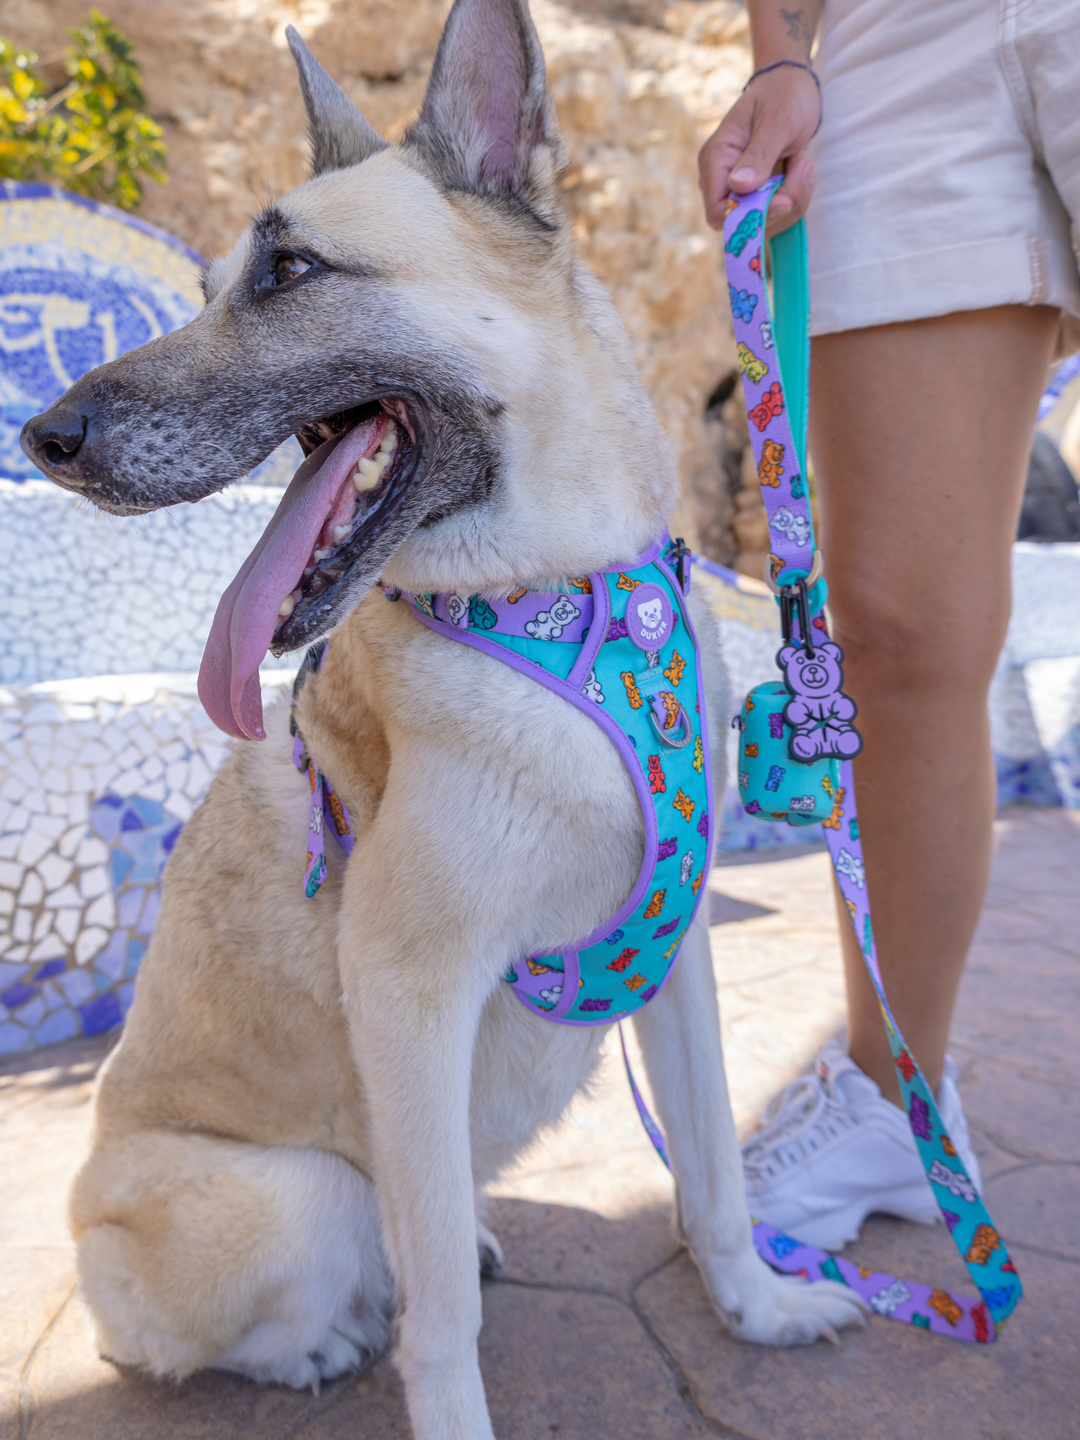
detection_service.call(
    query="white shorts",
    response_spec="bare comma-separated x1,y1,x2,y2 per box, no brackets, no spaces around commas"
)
807,0,1080,337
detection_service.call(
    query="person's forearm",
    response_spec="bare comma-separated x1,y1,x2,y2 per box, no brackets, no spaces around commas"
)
747,1,822,67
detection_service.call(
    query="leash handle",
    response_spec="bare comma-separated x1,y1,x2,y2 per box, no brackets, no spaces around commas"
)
713,183,1021,1339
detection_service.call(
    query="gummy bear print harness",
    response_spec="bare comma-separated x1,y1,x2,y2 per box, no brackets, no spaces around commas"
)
292,535,712,1026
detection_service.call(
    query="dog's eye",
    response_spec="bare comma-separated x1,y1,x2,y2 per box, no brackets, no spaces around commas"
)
266,252,312,288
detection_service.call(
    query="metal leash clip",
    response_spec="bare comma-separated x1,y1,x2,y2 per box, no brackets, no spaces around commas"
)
778,574,814,657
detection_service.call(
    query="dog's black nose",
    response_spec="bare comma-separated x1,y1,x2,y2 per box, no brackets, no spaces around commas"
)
21,400,95,485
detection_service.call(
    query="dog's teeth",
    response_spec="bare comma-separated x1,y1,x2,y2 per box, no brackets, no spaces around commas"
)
354,458,382,491
333,524,350,543
278,595,295,618
313,547,331,560
379,424,397,455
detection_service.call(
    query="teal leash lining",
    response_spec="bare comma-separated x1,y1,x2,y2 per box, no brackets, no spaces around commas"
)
619,180,1019,1345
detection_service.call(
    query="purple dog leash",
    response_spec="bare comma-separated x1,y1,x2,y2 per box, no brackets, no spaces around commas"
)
701,179,1019,1342
613,183,1024,1346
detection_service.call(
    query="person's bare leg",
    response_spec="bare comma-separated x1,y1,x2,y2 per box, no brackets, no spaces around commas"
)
810,305,1059,1106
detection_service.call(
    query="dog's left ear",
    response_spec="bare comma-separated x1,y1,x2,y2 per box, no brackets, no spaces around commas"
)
407,0,566,211
287,26,388,176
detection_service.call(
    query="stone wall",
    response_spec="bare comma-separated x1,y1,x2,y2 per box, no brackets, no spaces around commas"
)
5,0,754,557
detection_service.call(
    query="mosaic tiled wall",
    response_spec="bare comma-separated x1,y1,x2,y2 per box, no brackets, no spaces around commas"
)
0,479,297,686
0,182,298,491
989,543,1080,806
0,673,293,1055
0,181,204,479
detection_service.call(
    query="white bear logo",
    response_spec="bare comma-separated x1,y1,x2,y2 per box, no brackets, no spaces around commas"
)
870,1280,912,1316
927,1159,977,1203
526,595,580,640
582,668,605,704
637,597,663,631
835,848,865,889
770,506,810,548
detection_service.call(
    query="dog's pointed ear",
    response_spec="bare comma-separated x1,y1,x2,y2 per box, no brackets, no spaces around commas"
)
286,26,387,176
406,0,566,205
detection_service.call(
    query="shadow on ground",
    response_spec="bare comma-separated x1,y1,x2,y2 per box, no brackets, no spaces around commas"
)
2,809,1078,1438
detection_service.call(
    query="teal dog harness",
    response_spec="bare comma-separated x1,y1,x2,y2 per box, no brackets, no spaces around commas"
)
291,535,712,1026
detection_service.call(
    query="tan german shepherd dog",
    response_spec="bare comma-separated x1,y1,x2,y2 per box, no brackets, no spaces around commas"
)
22,2,865,1433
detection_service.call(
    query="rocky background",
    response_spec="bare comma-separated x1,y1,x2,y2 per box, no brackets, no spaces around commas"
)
6,0,769,567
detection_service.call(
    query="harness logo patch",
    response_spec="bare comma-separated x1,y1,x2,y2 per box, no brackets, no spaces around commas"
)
625,583,674,652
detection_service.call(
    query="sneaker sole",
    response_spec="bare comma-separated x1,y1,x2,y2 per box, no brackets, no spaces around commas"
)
754,1181,942,1253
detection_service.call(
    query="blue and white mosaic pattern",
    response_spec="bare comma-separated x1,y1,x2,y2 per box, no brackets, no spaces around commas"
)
0,672,293,1055
0,182,298,487
991,542,1080,808
1,182,202,480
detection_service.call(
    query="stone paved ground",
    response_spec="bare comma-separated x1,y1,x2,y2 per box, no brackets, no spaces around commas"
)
2,807,1078,1440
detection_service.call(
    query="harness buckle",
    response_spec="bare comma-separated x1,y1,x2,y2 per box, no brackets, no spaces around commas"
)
668,536,690,593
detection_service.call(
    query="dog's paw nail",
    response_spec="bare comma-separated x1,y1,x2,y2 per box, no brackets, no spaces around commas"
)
479,1245,502,1279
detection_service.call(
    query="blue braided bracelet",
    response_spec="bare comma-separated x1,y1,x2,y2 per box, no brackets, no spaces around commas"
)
742,59,822,135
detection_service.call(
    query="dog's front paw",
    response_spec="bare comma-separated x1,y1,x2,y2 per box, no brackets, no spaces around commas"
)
702,1248,868,1347
476,1218,504,1279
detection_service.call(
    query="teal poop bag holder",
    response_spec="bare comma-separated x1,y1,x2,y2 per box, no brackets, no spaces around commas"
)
715,179,1022,1341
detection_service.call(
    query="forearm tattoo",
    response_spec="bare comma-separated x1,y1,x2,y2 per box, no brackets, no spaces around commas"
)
779,7,813,53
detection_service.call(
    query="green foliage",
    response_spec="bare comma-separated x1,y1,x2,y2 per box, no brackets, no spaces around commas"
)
0,11,166,211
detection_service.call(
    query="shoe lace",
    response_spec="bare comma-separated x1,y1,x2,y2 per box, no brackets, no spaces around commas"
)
741,1073,830,1167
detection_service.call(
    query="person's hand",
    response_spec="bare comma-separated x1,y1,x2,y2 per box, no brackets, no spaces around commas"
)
699,66,820,234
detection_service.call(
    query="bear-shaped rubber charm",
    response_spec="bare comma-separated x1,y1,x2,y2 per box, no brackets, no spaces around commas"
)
777,640,863,761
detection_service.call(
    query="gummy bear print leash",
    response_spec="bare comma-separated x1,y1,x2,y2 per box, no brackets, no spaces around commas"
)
716,179,1019,1341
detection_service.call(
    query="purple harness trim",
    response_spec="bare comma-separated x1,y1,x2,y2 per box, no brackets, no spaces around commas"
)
291,645,356,898
400,538,707,1028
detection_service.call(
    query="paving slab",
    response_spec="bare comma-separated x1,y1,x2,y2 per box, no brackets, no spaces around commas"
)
634,1246,1078,1440
1,807,1078,1438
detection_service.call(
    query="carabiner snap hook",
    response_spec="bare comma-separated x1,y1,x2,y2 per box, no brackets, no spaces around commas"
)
779,577,814,657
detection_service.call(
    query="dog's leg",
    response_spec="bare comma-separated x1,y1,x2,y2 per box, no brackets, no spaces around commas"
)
72,1136,391,1388
339,914,499,1440
632,915,868,1344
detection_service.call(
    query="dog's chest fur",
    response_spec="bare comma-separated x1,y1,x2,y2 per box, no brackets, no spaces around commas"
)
295,588,645,960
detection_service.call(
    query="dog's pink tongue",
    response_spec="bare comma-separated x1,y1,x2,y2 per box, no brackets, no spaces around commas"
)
199,419,383,740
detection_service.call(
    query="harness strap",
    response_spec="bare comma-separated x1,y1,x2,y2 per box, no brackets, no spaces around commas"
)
290,641,355,897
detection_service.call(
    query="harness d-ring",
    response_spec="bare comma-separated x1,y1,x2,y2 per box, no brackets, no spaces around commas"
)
762,548,823,595
649,703,692,749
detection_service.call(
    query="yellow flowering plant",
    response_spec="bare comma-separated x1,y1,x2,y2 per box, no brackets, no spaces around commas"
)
0,11,166,211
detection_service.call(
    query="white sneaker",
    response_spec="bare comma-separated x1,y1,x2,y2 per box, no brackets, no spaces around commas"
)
742,1040,983,1252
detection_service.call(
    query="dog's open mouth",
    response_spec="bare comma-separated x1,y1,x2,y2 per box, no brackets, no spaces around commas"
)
198,396,422,742
276,399,415,645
